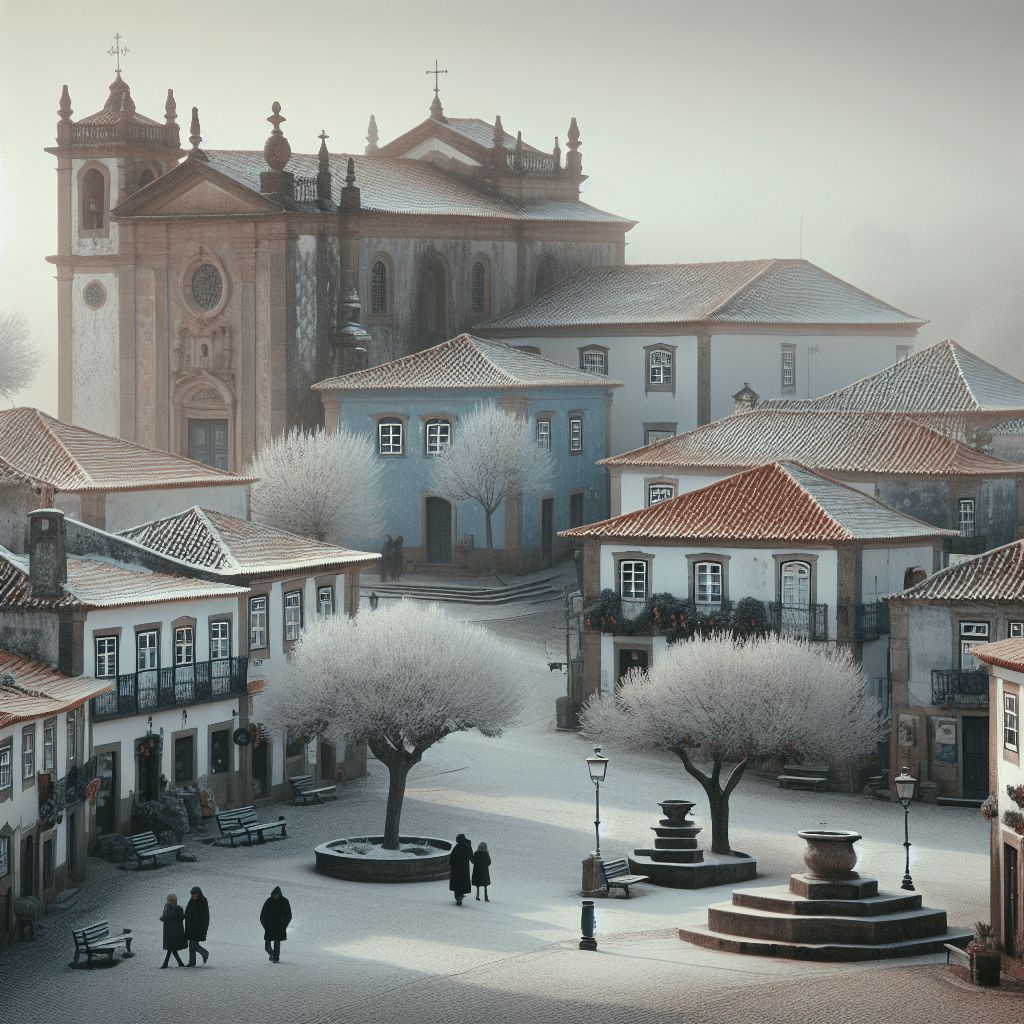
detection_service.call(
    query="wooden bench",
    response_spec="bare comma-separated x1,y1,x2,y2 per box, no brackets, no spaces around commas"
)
130,831,185,869
72,920,133,965
778,763,831,792
599,858,649,898
289,774,338,805
944,942,970,966
215,806,288,846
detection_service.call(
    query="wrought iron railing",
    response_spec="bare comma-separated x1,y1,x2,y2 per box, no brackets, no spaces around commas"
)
943,535,988,556
931,668,989,706
855,602,891,640
504,150,556,173
294,176,318,202
72,124,178,146
92,656,248,721
766,602,829,641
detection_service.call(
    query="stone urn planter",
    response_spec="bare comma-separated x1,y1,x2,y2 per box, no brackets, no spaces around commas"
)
797,830,861,879
657,801,697,826
968,945,1002,986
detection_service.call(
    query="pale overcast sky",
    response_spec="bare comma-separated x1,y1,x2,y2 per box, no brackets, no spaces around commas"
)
1,0,1021,414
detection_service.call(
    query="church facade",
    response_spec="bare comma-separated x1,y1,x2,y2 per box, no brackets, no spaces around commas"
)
47,75,635,473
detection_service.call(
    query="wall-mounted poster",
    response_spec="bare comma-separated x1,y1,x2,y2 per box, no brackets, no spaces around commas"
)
934,718,957,745
898,715,918,748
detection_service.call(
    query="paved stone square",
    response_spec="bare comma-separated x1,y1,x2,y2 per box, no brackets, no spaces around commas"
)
1,568,1018,1022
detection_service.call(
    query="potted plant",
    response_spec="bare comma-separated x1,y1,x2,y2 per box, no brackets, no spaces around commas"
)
968,921,1001,986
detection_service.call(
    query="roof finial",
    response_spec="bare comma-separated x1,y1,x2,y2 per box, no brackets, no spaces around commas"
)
188,107,209,161
491,116,506,169
107,31,129,75
263,101,291,171
345,157,356,188
58,85,72,123
426,60,448,122
552,136,561,171
316,131,332,202
365,115,379,155
318,130,330,171
165,89,177,125
566,117,582,176
513,131,524,172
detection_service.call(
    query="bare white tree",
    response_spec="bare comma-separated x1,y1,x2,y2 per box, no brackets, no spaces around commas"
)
430,402,552,582
260,601,526,848
248,427,384,545
580,635,886,855
0,311,42,404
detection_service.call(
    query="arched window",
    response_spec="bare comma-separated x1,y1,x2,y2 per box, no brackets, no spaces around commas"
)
138,168,155,188
83,169,105,230
534,255,554,296
471,261,486,314
371,261,387,315
780,560,810,607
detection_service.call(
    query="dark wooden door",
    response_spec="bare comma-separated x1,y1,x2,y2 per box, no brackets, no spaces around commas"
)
541,498,554,567
426,497,451,563
67,811,77,882
188,419,229,470
1005,843,1019,957
95,752,117,835
251,734,269,799
961,715,989,800
618,648,649,689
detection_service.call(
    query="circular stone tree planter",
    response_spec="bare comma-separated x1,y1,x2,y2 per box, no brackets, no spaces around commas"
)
314,837,452,883
797,830,861,879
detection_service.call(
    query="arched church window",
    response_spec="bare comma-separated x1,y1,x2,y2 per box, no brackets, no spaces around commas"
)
471,261,486,314
192,264,223,311
534,255,554,296
371,261,387,315
83,169,105,230
138,168,155,188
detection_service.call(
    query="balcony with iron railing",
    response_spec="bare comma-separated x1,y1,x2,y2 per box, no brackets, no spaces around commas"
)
766,602,830,642
931,668,989,707
92,656,249,722
854,602,891,641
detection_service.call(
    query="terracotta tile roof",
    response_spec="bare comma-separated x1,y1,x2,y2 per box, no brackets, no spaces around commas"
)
475,261,924,329
0,408,256,493
0,547,248,610
886,539,1024,603
561,462,957,544
599,410,1017,476
202,151,634,224
443,118,544,153
0,652,112,728
119,507,380,577
314,334,624,392
991,418,1024,435
970,636,1024,675
759,340,1024,415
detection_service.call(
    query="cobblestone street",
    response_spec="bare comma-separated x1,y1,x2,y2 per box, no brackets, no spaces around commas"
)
1,567,1017,1023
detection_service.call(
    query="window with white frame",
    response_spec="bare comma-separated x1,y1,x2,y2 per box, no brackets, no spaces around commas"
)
536,418,551,450
581,349,607,375
1011,622,1024,638
318,586,334,616
695,562,723,605
67,709,76,762
250,596,267,649
425,419,452,455
781,344,796,392
210,621,230,660
958,498,976,537
648,484,674,505
174,626,195,666
620,560,648,602
569,417,583,453
0,742,11,790
960,621,989,669
137,630,158,672
896,344,913,362
95,636,118,678
645,429,675,445
649,349,672,385
285,591,302,641
781,560,810,607
1005,691,1019,752
43,719,55,773
378,418,404,455
22,727,34,779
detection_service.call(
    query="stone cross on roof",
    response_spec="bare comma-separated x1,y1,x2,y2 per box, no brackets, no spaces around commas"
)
107,32,128,74
426,60,448,122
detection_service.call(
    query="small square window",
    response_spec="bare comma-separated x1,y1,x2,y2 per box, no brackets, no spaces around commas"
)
581,350,606,375
0,744,12,790
250,596,267,649
378,419,404,455
958,499,975,538
1004,692,1019,753
537,419,551,450
620,560,648,602
285,591,302,641
425,419,452,455
569,417,583,453
648,484,674,505
1011,622,1024,638
318,586,334,616
645,429,674,446
649,350,672,385
95,636,118,678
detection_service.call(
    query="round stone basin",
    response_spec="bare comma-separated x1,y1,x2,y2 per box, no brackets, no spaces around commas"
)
797,830,862,879
658,800,697,825
315,836,452,882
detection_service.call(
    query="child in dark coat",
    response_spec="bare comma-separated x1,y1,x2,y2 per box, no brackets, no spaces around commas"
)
472,841,491,902
159,894,187,968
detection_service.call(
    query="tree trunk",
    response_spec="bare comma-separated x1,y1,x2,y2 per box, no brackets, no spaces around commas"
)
483,508,505,585
368,738,417,849
675,747,749,855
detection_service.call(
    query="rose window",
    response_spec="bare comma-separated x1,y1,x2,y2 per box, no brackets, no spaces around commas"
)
191,264,223,310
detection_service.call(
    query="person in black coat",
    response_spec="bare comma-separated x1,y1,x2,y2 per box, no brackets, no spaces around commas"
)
472,841,491,902
184,885,210,966
448,833,473,905
159,894,187,968
260,886,292,962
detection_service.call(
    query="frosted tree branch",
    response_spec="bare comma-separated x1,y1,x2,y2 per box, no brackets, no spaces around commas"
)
0,311,42,404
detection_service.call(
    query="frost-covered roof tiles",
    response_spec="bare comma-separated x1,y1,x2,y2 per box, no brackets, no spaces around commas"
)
599,410,1018,476
0,408,255,492
886,539,1024,604
119,507,380,577
0,652,112,728
314,334,624,392
759,340,1024,414
971,637,1024,675
561,462,957,543
442,118,544,153
476,261,924,329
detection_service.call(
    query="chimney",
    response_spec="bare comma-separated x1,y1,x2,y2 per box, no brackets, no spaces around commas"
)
28,509,67,600
732,382,759,415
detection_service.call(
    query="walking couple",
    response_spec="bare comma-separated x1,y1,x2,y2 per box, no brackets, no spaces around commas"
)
448,834,491,905
159,887,210,968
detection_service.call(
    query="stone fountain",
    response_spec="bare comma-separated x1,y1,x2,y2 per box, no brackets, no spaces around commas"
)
679,828,973,960
627,800,757,889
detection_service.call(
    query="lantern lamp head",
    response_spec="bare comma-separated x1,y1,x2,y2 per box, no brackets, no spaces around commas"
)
586,746,609,783
894,766,916,805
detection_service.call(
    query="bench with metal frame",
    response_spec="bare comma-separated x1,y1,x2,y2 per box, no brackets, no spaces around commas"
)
215,806,288,846
777,763,831,792
289,774,338,805
129,831,185,869
599,858,649,898
944,942,970,966
72,921,133,965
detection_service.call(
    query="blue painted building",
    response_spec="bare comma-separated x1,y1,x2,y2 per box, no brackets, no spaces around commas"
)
314,334,621,573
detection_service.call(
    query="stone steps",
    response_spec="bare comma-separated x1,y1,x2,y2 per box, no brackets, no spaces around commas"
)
731,886,923,917
629,850,758,888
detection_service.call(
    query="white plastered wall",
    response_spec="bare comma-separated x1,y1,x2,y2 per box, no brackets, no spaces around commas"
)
862,546,935,603
103,484,250,533
71,271,119,435
906,604,952,706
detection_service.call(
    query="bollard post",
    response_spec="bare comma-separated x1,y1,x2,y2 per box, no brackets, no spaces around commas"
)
579,899,597,951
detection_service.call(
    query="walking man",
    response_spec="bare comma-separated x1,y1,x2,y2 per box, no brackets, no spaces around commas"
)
184,886,210,966
260,885,292,962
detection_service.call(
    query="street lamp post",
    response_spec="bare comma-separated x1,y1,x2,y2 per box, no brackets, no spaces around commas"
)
586,746,609,858
894,766,917,892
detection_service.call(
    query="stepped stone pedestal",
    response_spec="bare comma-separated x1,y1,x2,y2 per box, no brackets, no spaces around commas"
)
628,800,757,889
679,829,973,961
